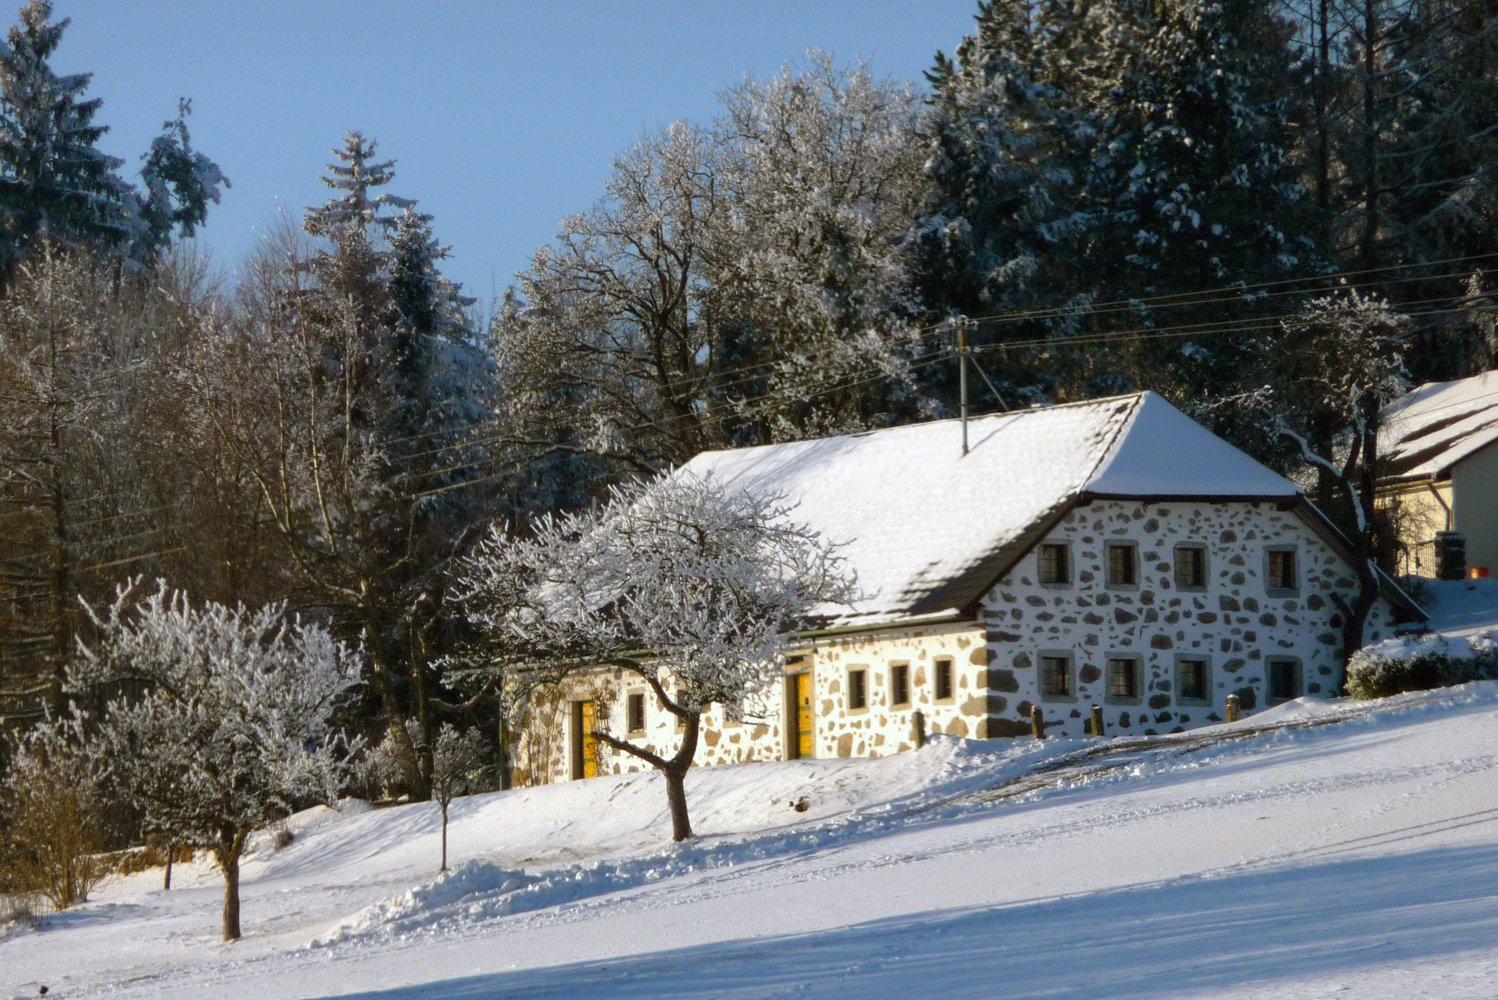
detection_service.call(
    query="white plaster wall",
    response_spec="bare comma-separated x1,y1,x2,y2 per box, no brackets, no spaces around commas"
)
980,499,1395,737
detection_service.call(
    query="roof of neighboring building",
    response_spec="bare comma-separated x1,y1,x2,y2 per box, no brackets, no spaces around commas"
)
1380,370,1498,482
677,392,1311,628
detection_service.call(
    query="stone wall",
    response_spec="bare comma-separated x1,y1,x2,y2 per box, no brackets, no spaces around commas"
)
979,499,1395,738
514,499,1401,782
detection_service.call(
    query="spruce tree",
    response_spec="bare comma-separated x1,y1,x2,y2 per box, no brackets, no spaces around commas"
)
0,1,132,268
913,0,1322,406
0,2,227,273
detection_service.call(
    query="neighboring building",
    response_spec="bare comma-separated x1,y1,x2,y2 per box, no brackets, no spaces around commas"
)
1378,371,1498,579
515,392,1424,785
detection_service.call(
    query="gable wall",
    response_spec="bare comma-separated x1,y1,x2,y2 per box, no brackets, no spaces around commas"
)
980,499,1394,737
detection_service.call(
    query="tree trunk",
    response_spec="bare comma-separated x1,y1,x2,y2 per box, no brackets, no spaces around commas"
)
1341,392,1385,674
221,854,241,942
163,845,174,890
1360,0,1380,268
216,826,248,942
441,802,449,871
663,766,692,842
663,710,700,842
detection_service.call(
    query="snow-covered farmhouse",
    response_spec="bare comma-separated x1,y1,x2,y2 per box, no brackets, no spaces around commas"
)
516,392,1423,784
1377,370,1498,579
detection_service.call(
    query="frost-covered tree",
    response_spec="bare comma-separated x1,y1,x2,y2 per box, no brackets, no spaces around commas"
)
1211,289,1409,661
713,52,927,440
70,583,360,941
0,1,132,267
428,723,486,871
455,472,854,841
913,0,1320,403
499,55,926,471
134,99,229,260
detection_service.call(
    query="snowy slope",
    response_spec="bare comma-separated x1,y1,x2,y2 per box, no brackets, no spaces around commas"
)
7,686,1498,999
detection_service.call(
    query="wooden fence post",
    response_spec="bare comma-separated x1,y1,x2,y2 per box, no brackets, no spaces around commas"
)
912,709,926,750
1226,693,1241,724
1031,704,1045,739
1090,704,1105,738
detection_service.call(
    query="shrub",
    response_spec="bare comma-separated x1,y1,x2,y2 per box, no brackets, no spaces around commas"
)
1347,629,1498,699
1,724,108,910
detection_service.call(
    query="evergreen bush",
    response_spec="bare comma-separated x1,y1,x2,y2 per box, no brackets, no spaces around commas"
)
1347,630,1498,699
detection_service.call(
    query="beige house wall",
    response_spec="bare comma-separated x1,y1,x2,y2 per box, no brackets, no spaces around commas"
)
1453,440,1498,576
1376,480,1453,578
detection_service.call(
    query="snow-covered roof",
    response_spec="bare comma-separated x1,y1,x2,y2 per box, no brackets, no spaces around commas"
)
1380,371,1498,482
678,392,1299,627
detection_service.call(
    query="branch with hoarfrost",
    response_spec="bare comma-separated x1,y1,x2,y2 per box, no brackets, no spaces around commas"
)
454,470,855,841
69,580,362,941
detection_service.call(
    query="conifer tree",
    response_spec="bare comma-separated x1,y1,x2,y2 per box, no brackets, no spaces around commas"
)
0,1,132,268
0,2,226,272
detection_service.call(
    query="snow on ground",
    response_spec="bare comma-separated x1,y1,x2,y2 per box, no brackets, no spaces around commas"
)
8,684,1498,999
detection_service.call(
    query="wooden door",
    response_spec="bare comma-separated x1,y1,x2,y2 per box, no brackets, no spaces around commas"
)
579,700,599,778
793,673,814,759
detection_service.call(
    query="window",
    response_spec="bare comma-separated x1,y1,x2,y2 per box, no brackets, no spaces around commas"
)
626,692,646,733
1039,543,1070,585
1040,655,1071,698
934,658,954,701
1107,657,1139,700
1268,658,1301,702
1174,546,1207,589
1177,658,1209,702
1266,548,1298,592
848,668,868,710
890,664,910,706
1106,542,1137,586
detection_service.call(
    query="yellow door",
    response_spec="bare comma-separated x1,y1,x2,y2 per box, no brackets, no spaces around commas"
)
580,700,599,778
795,673,814,759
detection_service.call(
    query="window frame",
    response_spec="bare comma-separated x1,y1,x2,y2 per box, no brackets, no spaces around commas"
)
1104,655,1143,705
626,691,647,734
1038,542,1072,588
1175,655,1211,705
890,662,911,708
1173,543,1209,591
1104,540,1140,589
933,657,954,702
1266,656,1303,704
1038,650,1077,702
1264,545,1300,597
847,667,869,711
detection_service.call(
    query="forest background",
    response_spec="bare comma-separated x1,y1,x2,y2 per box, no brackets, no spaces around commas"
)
2,0,1497,824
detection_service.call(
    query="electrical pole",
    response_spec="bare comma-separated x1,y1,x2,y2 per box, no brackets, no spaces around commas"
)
958,319,969,456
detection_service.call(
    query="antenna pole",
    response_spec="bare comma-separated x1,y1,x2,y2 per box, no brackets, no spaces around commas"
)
958,319,969,456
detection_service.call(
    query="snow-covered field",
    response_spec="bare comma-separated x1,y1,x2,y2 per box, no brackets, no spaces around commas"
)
7,684,1498,999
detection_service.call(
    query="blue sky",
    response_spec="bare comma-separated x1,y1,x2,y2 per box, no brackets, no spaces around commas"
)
54,2,978,306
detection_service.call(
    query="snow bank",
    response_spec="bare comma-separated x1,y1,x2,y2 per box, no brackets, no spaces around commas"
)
313,735,1072,946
